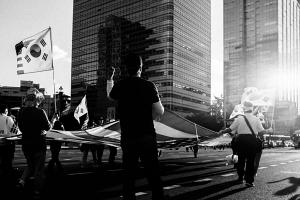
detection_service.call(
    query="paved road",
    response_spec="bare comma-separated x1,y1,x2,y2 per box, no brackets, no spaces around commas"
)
11,146,300,199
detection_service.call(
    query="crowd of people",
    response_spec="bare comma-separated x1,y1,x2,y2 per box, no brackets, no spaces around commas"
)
0,53,272,200
0,88,119,199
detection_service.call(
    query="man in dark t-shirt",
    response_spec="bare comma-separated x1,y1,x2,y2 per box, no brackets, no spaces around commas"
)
107,53,165,200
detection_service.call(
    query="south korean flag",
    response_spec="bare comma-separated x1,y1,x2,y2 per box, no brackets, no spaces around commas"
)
15,28,53,75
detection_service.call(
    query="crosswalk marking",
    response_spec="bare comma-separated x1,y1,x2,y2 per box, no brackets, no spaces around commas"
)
201,160,213,162
270,164,278,167
281,171,300,175
221,173,235,177
120,192,147,198
258,167,267,169
280,163,287,165
164,185,180,190
136,192,147,196
194,178,212,182
68,172,94,176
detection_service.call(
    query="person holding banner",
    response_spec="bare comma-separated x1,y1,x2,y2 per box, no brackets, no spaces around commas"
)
107,53,166,200
17,88,52,199
47,113,64,174
0,104,18,193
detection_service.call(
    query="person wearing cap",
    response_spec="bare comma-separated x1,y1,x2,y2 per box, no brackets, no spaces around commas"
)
219,101,265,187
17,88,52,198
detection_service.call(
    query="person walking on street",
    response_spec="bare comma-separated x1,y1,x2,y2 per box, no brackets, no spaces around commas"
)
219,101,265,187
80,143,97,168
47,113,64,174
0,104,18,193
17,88,52,199
107,53,166,200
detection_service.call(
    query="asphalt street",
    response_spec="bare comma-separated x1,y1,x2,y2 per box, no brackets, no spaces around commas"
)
10,145,300,200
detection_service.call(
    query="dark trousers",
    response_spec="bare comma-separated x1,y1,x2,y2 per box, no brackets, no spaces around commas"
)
121,140,164,200
236,134,257,184
21,147,46,192
0,143,15,172
254,151,262,175
48,141,63,172
0,143,15,190
96,145,117,164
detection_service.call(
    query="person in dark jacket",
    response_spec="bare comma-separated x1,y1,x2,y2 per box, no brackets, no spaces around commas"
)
107,53,166,200
17,88,52,199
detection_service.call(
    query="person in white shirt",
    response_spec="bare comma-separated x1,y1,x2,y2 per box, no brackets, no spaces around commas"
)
219,101,265,187
0,104,17,192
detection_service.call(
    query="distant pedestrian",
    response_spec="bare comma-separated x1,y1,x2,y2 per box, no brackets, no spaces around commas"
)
0,104,18,192
107,53,166,199
80,143,97,167
47,113,64,174
219,101,265,187
192,143,199,158
17,88,52,199
96,144,117,166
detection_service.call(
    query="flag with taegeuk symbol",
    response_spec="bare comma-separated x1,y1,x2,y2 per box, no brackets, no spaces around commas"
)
15,28,53,75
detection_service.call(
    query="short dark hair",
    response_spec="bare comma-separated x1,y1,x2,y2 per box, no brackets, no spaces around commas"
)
0,104,8,114
124,53,142,76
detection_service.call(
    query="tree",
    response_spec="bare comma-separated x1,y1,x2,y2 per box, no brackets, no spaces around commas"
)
294,115,300,131
186,96,225,132
210,96,224,124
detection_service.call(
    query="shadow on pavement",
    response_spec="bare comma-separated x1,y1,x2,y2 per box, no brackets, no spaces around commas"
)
203,187,248,200
268,177,300,196
290,194,300,200
170,179,245,200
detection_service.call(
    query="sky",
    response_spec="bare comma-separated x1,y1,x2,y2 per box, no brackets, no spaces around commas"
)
0,0,223,98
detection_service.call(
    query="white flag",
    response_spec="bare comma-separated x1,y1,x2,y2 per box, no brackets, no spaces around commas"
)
15,28,53,74
74,95,88,124
241,87,275,107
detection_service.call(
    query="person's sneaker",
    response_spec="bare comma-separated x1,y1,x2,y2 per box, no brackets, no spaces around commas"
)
245,182,255,187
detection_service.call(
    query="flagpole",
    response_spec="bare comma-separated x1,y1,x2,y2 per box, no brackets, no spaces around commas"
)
53,70,57,114
49,26,57,114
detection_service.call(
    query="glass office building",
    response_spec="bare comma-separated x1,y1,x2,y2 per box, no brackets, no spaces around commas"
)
224,0,300,113
72,0,211,122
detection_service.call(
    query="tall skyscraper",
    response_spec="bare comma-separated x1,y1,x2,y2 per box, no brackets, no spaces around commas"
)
72,0,211,122
224,0,300,113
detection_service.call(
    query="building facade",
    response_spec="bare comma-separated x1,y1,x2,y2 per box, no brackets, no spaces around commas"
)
71,0,211,122
0,81,53,117
224,0,300,114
